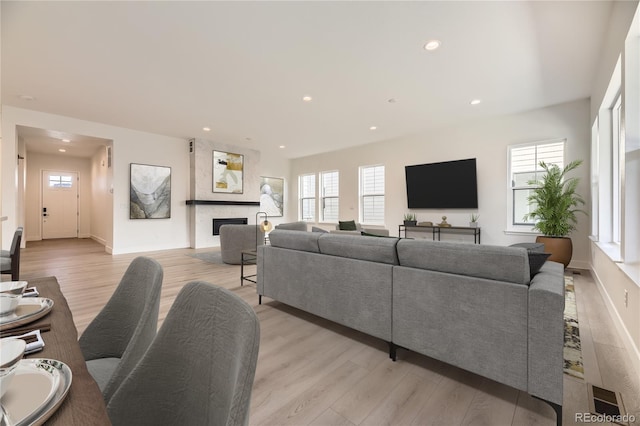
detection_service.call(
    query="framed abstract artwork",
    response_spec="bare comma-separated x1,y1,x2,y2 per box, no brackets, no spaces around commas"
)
260,176,284,217
213,150,244,193
130,163,171,219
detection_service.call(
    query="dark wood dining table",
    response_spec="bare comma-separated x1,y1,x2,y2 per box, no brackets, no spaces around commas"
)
5,276,111,425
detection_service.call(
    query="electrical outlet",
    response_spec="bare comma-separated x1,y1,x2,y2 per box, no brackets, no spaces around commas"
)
624,290,628,307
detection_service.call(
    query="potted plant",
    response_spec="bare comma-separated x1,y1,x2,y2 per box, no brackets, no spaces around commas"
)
523,160,586,268
403,213,417,227
469,213,479,228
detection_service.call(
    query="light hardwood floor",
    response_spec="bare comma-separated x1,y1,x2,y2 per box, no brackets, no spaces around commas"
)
12,238,640,425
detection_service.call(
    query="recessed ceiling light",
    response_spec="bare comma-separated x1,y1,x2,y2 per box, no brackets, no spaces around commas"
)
388,98,397,104
203,127,211,132
18,94,36,101
470,99,482,105
58,148,66,153
302,96,312,102
62,139,71,143
370,126,377,130
424,40,441,51
279,145,286,149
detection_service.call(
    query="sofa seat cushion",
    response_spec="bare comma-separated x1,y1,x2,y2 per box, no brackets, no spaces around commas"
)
269,229,321,253
396,239,530,285
318,233,399,265
86,357,120,391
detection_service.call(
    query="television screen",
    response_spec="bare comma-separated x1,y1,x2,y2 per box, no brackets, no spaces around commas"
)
405,158,478,208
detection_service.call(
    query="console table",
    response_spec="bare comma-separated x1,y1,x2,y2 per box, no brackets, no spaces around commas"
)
398,224,481,244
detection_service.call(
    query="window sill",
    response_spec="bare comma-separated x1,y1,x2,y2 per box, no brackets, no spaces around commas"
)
592,241,639,286
594,241,622,262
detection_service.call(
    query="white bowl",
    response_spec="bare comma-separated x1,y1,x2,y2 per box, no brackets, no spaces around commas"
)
0,281,28,316
0,338,26,398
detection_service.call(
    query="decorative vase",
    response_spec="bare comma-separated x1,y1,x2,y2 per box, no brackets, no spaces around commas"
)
469,222,478,228
535,236,572,269
404,220,417,227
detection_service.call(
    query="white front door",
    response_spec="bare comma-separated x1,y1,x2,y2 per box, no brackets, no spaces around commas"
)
42,170,78,239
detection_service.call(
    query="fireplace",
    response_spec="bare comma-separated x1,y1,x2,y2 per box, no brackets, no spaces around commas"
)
212,218,248,235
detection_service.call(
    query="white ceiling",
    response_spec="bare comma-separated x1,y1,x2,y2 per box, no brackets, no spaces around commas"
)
2,1,613,159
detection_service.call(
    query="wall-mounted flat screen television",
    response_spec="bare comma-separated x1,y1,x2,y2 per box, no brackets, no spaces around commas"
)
405,158,478,208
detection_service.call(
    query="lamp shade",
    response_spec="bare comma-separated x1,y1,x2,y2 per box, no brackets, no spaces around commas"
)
260,220,273,232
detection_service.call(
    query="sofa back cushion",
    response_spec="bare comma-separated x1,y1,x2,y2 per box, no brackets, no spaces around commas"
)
318,233,400,265
269,229,321,253
396,239,530,285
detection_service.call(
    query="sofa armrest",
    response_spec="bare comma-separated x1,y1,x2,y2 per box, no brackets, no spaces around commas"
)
527,261,565,405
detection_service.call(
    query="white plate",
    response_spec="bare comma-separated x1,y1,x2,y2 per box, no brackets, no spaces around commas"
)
0,299,54,331
1,359,72,426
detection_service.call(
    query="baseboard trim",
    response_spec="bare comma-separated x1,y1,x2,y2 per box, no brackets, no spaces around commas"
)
590,265,640,380
569,259,590,270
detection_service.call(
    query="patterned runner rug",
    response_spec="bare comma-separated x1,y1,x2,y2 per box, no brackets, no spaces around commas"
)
564,275,584,379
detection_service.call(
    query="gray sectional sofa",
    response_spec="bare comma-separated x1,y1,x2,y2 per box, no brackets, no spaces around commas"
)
256,230,565,425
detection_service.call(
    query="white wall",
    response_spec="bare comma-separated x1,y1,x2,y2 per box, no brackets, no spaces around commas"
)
24,152,93,241
588,1,640,374
90,144,112,248
1,106,191,254
290,98,591,267
2,106,292,253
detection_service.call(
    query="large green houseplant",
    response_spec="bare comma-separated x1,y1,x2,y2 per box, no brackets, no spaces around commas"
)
523,160,586,268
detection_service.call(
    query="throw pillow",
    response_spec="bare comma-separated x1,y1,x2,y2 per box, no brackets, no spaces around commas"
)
311,226,328,233
528,251,551,278
338,220,357,231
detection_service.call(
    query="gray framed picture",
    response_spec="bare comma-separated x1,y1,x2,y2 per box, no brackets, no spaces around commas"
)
130,163,171,219
260,176,284,217
213,150,244,193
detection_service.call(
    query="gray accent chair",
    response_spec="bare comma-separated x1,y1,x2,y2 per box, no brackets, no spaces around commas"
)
0,227,23,281
79,256,164,404
274,221,308,231
219,224,264,264
107,281,260,426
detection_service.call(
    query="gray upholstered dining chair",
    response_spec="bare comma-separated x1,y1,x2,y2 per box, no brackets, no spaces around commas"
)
0,227,23,281
106,281,260,426
79,256,164,404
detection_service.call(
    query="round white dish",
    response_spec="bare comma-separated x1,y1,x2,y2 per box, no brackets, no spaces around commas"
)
0,338,26,398
0,298,54,332
0,281,28,317
0,358,72,426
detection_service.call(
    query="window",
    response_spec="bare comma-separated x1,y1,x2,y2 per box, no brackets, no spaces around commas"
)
298,174,316,221
320,171,339,222
611,93,623,244
360,165,385,225
48,175,73,188
507,140,564,229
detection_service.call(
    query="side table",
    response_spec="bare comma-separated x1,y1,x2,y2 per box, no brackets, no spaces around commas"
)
240,250,258,286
